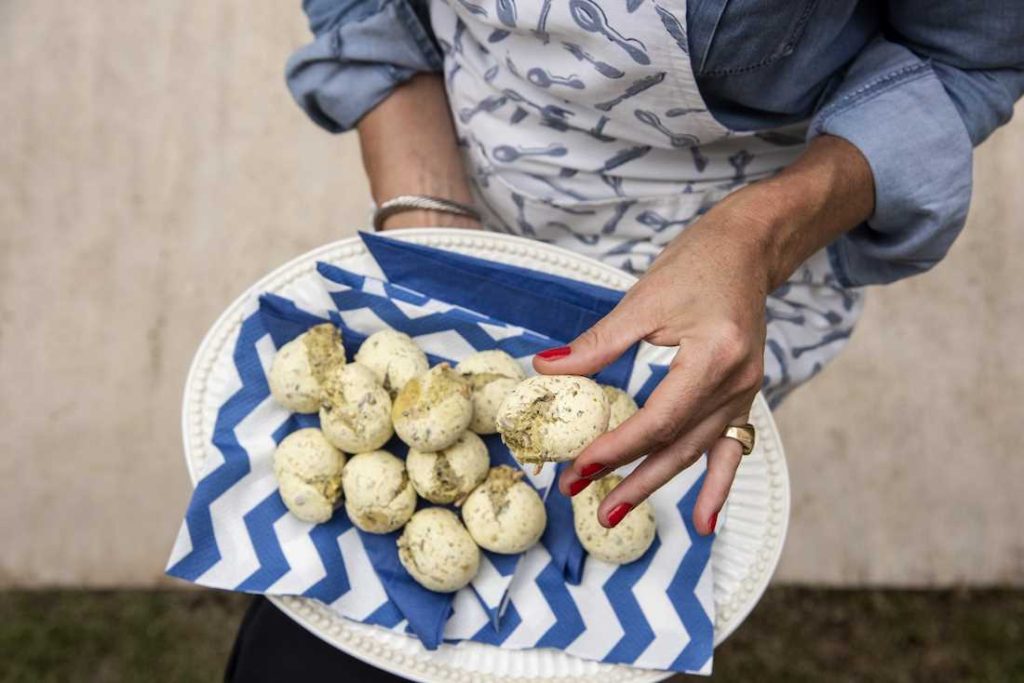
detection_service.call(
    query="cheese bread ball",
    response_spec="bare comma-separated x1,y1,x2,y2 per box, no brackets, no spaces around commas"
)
392,363,473,452
319,363,393,453
601,385,639,431
397,508,481,593
456,350,527,435
572,474,656,564
273,428,346,523
406,431,490,504
461,466,547,554
354,329,429,396
268,323,346,413
341,450,417,534
496,375,609,467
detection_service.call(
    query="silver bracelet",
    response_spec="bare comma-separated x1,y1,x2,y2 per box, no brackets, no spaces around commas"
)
372,195,481,232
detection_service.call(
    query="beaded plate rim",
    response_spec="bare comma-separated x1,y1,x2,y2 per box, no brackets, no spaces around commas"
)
180,228,790,683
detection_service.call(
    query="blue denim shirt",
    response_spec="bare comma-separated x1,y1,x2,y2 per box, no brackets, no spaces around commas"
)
286,0,1024,287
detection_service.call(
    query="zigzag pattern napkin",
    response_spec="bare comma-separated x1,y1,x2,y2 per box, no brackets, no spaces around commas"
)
167,233,715,673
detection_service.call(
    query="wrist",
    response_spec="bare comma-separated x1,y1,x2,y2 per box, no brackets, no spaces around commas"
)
720,182,799,291
357,73,480,230
714,135,874,290
689,185,781,294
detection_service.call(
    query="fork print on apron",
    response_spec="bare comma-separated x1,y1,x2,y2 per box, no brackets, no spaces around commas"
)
430,0,864,405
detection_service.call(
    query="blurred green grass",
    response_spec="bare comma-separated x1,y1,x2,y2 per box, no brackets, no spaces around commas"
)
1,588,1022,682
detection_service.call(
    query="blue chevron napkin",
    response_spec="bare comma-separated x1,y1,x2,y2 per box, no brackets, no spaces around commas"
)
167,233,716,674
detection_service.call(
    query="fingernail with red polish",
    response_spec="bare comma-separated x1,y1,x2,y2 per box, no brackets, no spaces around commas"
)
579,463,606,479
708,511,719,534
567,479,590,497
607,503,633,527
537,346,572,360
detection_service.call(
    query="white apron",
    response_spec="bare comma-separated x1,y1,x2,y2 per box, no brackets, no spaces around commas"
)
430,0,864,405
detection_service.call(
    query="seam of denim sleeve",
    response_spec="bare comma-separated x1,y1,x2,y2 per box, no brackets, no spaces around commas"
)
384,64,416,84
825,242,854,288
328,28,344,57
811,62,931,134
696,0,730,75
389,0,444,71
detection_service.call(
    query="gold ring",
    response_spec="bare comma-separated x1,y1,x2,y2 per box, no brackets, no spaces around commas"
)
722,423,756,455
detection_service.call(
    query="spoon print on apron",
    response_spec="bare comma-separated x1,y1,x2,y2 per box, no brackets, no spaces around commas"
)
431,0,864,404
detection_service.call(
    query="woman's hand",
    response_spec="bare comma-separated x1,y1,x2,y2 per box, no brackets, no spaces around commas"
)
357,73,481,231
535,135,875,534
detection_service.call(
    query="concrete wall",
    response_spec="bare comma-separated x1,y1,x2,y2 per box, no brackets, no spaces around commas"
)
1,1,1021,588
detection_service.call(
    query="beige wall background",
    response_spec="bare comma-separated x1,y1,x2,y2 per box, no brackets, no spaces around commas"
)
1,2,1021,588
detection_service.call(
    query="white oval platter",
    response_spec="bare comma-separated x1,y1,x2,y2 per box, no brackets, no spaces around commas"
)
180,228,790,682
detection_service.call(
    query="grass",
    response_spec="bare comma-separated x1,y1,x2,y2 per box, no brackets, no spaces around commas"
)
0,591,247,683
711,589,1024,682
1,589,1022,682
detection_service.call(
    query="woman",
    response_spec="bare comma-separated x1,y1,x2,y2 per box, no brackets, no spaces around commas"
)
227,1,1021,678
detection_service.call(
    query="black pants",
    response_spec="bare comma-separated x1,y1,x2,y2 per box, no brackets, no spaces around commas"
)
225,597,411,682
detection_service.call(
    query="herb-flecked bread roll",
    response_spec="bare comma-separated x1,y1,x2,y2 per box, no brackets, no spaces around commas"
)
461,466,547,554
601,385,639,431
354,329,429,396
397,507,481,593
572,474,656,564
456,350,527,435
392,363,473,452
406,431,490,504
267,323,346,413
341,450,417,534
272,428,346,523
319,363,393,453
496,375,610,467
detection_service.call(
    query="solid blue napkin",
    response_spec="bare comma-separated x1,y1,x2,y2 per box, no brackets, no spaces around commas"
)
360,232,640,391
360,231,623,334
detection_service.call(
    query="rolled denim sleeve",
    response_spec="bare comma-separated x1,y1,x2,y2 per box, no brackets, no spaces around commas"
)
809,6,1024,287
286,0,442,133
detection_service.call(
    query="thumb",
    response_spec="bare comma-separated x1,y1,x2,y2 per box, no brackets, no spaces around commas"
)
533,306,644,377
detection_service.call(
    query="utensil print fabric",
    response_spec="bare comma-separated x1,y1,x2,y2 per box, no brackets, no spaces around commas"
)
431,0,865,404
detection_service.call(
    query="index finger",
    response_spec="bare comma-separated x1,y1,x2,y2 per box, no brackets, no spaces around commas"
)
533,298,648,378
560,345,722,491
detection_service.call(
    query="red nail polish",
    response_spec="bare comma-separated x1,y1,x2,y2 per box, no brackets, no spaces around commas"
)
708,512,719,534
537,346,572,360
579,463,606,479
607,503,633,527
568,479,590,497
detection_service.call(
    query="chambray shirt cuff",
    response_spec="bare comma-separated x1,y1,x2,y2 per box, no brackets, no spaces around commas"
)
809,38,973,287
286,1,442,133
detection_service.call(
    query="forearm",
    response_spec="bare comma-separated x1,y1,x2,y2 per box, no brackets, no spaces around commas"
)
760,135,875,288
710,134,875,291
357,73,479,230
